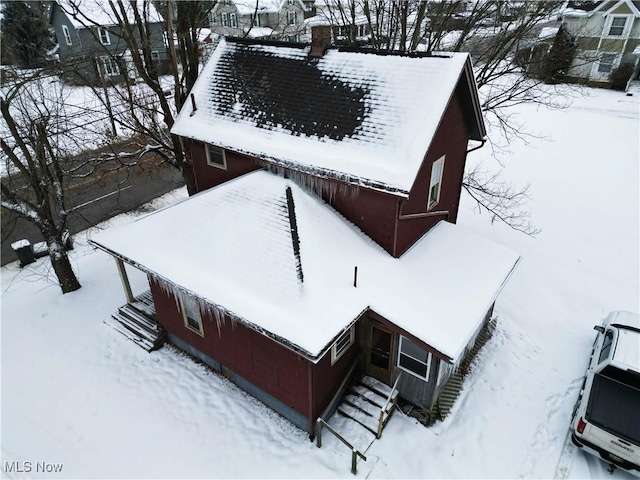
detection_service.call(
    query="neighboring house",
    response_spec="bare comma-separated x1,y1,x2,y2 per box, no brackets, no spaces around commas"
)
209,0,316,41
90,29,520,438
562,0,640,86
49,0,169,85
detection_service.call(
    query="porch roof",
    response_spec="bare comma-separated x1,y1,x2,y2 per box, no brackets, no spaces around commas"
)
90,171,519,363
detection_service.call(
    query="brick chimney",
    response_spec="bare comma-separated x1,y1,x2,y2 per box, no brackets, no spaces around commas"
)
309,25,332,58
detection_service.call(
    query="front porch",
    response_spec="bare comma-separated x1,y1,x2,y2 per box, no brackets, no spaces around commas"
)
105,289,167,352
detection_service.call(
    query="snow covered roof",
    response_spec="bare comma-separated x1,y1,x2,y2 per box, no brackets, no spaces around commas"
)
538,26,560,40
604,311,640,371
55,0,163,29
170,38,485,196
233,0,281,15
90,171,518,363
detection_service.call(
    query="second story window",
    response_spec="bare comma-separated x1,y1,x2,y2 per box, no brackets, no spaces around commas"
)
287,0,295,4
287,11,297,25
253,14,261,27
427,155,445,210
98,27,111,45
229,12,238,28
608,17,627,36
206,144,227,169
62,24,73,45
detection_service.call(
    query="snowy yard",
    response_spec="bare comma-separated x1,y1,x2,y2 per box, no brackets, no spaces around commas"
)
1,86,638,478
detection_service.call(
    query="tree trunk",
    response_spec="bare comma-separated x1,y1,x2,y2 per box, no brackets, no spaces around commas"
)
182,159,197,196
49,248,81,293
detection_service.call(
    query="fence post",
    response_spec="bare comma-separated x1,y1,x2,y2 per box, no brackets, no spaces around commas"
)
316,419,322,448
351,449,357,474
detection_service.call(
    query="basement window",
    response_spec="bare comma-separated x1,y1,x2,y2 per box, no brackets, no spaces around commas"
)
427,155,445,210
331,326,354,364
182,297,204,336
206,144,227,169
398,336,432,381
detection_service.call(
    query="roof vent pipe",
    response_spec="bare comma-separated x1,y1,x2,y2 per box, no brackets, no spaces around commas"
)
353,266,358,288
309,25,332,58
190,93,197,116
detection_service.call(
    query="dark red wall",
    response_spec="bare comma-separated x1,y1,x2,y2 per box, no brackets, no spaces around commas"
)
321,187,400,256
149,279,311,417
394,83,471,256
310,332,359,419
149,279,359,423
189,140,261,193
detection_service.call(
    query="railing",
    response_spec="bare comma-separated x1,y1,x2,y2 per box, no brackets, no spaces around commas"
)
377,370,402,438
316,418,367,475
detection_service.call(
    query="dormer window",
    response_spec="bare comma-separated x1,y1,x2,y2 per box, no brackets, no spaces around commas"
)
98,27,111,45
206,144,227,169
608,17,626,36
427,155,445,210
287,11,297,25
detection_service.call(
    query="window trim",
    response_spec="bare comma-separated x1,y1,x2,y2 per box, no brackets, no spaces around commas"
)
98,27,111,45
221,12,229,27
597,53,616,74
427,155,445,210
397,336,432,381
99,56,119,77
151,50,160,60
181,297,204,336
62,24,73,45
205,144,227,169
331,326,355,365
605,15,630,37
229,12,238,28
287,11,297,25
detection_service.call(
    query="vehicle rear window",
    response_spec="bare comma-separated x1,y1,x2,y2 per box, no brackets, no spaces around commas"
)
587,373,640,445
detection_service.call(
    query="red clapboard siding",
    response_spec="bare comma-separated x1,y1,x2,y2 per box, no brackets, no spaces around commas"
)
190,140,261,193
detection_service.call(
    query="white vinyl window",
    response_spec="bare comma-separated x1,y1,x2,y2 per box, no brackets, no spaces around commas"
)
331,326,355,364
427,155,445,209
398,336,432,380
221,12,229,26
62,24,73,45
608,16,627,36
182,297,204,335
597,53,615,73
151,50,160,60
287,11,297,25
206,144,227,169
98,27,111,45
229,13,238,28
99,56,119,77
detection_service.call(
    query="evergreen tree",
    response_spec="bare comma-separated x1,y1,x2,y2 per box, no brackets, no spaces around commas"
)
1,1,54,68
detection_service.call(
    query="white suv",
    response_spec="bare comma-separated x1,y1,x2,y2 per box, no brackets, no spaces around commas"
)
571,311,640,475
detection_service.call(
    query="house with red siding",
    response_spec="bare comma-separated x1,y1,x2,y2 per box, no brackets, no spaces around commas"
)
90,28,520,441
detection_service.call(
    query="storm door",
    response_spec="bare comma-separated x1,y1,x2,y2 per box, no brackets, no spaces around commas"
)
365,321,395,385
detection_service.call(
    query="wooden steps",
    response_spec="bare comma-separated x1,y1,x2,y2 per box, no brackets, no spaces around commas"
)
105,291,166,352
337,375,398,438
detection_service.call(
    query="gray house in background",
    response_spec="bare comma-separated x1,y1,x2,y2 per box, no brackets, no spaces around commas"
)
209,0,316,42
49,0,169,85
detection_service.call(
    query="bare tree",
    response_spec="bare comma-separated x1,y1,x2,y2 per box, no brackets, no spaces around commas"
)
318,0,568,234
60,0,217,195
0,70,93,293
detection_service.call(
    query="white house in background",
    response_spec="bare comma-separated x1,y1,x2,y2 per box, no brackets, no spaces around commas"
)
209,0,316,41
562,0,640,86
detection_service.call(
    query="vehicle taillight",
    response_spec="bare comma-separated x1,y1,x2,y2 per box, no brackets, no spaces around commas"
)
577,417,586,434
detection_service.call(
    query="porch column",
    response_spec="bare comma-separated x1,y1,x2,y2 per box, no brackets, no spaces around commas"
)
115,257,134,303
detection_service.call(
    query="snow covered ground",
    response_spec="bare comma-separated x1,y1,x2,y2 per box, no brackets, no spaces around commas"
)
1,86,638,479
